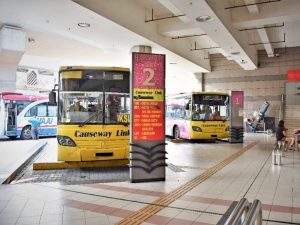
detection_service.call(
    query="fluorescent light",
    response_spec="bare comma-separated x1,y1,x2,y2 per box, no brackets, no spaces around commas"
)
230,51,240,55
28,37,35,43
78,22,90,28
195,15,213,22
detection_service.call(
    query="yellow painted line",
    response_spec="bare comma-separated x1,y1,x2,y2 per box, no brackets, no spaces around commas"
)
32,159,129,170
117,141,258,225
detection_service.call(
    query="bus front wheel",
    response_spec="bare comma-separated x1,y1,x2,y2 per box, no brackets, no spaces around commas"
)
21,126,32,140
173,126,180,139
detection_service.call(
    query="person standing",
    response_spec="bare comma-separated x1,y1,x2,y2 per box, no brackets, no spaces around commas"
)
28,116,41,140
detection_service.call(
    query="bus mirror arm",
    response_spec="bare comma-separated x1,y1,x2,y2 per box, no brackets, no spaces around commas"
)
53,84,58,91
49,84,58,106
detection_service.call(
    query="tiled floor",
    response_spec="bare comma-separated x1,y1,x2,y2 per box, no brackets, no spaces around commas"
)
0,133,299,225
0,140,45,184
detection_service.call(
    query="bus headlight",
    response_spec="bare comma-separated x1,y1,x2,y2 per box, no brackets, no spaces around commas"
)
192,126,202,132
57,135,76,147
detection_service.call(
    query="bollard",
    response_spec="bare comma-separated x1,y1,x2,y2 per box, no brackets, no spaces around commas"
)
272,149,282,165
278,140,285,158
272,150,276,165
276,150,282,165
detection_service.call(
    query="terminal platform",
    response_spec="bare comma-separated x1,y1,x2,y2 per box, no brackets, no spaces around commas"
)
0,133,300,225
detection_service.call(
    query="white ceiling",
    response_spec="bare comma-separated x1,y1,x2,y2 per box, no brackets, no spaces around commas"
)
0,0,300,76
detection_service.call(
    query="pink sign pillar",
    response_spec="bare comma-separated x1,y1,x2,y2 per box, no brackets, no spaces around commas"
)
229,91,244,143
130,51,167,182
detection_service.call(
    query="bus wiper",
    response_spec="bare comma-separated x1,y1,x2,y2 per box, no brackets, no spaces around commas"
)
78,111,100,127
120,121,129,126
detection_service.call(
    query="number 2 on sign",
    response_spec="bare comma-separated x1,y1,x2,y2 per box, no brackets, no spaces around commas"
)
142,68,155,86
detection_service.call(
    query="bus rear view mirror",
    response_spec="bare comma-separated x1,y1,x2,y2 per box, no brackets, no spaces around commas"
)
49,91,57,106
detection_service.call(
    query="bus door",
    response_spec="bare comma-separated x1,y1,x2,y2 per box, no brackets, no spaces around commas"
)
5,101,17,137
178,97,191,139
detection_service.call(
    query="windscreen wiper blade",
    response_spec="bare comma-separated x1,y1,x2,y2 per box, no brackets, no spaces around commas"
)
78,111,100,127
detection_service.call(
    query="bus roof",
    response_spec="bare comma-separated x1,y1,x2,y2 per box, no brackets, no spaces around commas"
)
0,92,23,96
167,92,228,98
0,92,47,101
191,91,228,95
59,66,130,72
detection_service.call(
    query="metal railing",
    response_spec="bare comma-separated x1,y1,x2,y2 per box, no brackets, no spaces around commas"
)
217,198,262,225
243,199,262,225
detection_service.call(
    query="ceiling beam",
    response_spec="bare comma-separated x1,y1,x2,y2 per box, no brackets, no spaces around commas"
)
244,0,259,15
157,0,190,23
232,0,300,28
244,0,274,57
158,0,257,70
257,28,274,56
74,0,210,72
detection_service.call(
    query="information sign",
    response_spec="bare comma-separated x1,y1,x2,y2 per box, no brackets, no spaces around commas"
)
130,52,166,182
132,53,165,141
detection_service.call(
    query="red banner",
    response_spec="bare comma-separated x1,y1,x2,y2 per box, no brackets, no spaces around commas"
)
288,70,300,82
133,101,164,140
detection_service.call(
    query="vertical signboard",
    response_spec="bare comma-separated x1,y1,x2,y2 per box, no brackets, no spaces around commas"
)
286,82,300,105
130,52,166,182
229,91,244,143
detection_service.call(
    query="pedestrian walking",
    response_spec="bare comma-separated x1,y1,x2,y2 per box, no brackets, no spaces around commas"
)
28,116,41,140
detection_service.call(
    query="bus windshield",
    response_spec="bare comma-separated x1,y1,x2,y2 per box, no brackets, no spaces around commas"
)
191,94,228,121
58,69,130,125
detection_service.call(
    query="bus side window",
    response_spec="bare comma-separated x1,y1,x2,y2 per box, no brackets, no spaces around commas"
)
37,103,47,117
181,108,186,118
25,106,37,117
48,105,57,117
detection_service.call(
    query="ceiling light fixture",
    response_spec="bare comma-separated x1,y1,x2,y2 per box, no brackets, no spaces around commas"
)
28,37,35,43
78,22,90,28
230,51,240,55
195,15,213,22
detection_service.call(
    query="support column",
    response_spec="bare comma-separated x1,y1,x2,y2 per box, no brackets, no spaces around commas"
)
0,25,25,91
130,45,152,54
194,72,204,91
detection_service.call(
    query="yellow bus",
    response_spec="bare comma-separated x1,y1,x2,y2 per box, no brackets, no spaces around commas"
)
165,92,229,140
54,66,130,161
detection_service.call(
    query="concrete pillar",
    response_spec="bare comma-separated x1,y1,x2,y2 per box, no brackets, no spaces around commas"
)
0,25,25,91
194,72,204,91
130,45,152,54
